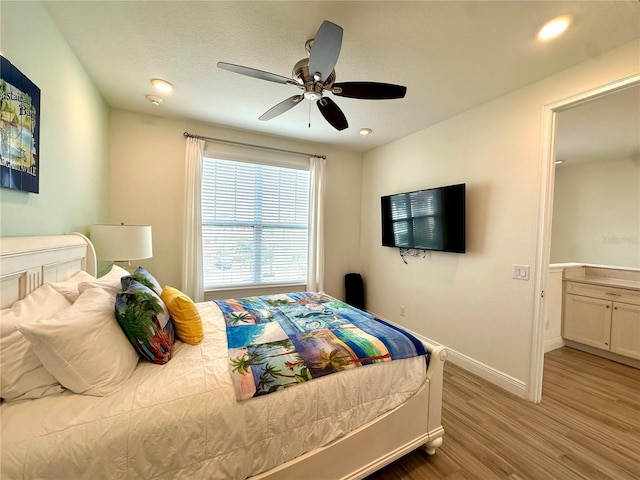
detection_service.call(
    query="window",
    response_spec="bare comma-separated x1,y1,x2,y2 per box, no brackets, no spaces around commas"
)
201,157,310,290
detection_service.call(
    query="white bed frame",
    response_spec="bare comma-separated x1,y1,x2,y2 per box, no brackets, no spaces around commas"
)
0,234,96,309
0,234,446,480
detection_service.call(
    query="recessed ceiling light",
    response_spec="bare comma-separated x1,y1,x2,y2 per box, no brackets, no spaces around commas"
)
537,15,573,41
145,94,164,106
359,128,372,136
150,78,174,93
555,159,565,165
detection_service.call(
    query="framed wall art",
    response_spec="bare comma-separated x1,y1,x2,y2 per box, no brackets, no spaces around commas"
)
1,55,41,194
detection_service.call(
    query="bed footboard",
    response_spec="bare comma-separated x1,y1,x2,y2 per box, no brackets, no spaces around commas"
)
422,344,448,455
253,342,447,480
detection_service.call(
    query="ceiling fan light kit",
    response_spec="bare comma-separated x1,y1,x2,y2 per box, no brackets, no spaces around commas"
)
218,20,407,131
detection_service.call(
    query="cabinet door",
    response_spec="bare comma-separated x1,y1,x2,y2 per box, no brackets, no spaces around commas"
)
610,302,640,360
563,294,612,350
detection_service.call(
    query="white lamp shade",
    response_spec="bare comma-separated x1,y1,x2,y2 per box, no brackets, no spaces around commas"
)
90,225,153,261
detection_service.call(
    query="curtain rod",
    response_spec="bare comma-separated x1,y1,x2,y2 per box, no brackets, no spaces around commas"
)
183,132,326,160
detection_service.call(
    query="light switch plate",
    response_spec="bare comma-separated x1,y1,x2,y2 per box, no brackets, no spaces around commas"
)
512,264,530,280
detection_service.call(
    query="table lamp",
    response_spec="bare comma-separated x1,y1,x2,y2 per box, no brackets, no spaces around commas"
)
90,224,153,269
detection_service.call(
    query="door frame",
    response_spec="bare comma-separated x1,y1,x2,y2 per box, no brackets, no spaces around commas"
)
527,73,640,403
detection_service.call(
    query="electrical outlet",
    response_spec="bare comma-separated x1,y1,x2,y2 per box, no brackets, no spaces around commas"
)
512,264,530,280
400,305,406,317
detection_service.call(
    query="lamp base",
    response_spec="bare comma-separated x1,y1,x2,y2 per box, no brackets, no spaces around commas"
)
112,260,137,274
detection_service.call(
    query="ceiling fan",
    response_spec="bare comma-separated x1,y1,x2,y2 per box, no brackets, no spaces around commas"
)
217,20,407,131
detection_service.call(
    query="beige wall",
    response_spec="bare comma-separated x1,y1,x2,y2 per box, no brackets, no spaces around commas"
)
360,40,640,388
107,109,362,299
551,156,640,268
0,1,109,236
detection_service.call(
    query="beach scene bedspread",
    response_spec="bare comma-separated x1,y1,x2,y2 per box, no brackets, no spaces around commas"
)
214,292,429,401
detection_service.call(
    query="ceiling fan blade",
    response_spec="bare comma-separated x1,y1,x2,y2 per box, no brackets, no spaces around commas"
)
332,82,407,100
308,21,343,82
217,62,295,85
317,97,348,131
259,95,304,121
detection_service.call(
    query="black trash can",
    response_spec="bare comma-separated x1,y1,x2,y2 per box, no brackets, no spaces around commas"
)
344,273,365,310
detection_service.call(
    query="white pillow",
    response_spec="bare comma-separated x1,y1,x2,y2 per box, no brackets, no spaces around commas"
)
49,270,96,302
17,287,139,397
0,284,68,401
78,264,129,294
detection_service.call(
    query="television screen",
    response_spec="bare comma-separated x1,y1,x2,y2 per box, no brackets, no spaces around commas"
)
381,183,466,253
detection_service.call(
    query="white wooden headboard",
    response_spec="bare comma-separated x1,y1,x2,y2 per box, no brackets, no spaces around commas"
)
0,234,97,309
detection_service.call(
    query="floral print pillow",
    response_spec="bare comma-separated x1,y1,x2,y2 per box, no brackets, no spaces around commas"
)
115,281,174,364
120,266,162,295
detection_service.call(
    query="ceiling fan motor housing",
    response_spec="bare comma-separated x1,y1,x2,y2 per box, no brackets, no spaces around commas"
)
293,58,335,101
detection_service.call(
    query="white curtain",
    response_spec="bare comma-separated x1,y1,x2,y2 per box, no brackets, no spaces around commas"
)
307,156,326,292
182,137,205,301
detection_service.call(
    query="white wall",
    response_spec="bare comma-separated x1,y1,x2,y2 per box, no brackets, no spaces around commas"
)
551,156,640,268
544,267,564,352
108,109,362,299
0,1,109,236
360,40,640,393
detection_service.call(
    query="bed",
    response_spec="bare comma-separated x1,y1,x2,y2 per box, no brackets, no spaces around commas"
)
0,234,446,480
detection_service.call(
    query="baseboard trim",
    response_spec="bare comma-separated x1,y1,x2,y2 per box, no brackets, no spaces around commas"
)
545,336,565,353
444,348,527,398
564,340,640,369
374,314,527,399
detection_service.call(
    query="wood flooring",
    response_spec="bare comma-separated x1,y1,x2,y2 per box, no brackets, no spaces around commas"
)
366,347,640,480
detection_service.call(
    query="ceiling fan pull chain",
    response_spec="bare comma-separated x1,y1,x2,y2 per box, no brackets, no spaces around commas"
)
308,101,311,128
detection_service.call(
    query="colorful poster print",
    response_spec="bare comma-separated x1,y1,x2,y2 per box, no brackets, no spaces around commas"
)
1,56,40,194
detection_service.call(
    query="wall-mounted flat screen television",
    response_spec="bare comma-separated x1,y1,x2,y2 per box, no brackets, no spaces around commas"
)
381,183,466,253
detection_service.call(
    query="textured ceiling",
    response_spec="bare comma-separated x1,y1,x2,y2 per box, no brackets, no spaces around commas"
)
42,0,640,153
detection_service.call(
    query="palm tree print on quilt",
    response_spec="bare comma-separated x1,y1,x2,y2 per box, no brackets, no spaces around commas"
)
216,292,427,401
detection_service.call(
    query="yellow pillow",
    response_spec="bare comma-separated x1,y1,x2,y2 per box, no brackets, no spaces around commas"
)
160,286,204,345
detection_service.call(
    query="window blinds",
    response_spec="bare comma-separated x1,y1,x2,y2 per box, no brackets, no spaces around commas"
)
201,157,310,289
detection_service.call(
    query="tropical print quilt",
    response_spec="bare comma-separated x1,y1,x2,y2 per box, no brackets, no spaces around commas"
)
214,292,428,401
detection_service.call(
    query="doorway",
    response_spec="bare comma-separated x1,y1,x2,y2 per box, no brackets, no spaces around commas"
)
528,73,640,403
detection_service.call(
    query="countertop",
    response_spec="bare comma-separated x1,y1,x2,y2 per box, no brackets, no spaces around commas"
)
564,275,640,291
562,266,640,292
